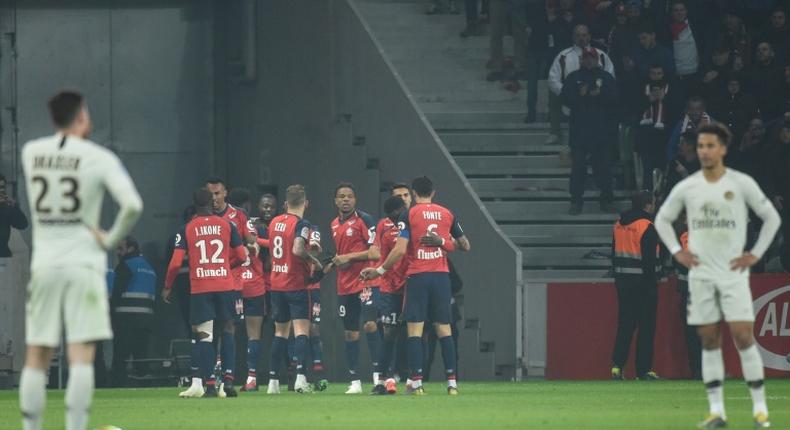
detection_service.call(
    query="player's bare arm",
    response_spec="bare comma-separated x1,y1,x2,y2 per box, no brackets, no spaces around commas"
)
360,237,407,281
367,244,381,261
456,235,471,251
162,247,186,304
294,236,324,270
332,250,372,267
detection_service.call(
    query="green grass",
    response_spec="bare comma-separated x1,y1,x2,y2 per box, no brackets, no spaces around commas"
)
1,380,788,429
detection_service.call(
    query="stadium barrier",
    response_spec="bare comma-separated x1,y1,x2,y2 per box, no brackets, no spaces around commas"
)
546,274,790,379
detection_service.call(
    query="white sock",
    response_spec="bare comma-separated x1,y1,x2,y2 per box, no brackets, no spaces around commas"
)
295,374,307,385
190,377,202,388
702,348,726,418
411,379,422,388
738,344,768,416
20,367,47,430
373,372,381,386
65,364,94,430
448,379,458,389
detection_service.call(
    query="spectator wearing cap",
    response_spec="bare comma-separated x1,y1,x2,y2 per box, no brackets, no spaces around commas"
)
0,172,28,258
755,7,788,63
709,74,757,142
749,42,785,122
666,96,712,161
560,47,618,215
548,23,615,144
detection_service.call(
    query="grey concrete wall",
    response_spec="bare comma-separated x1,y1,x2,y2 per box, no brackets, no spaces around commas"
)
0,0,216,356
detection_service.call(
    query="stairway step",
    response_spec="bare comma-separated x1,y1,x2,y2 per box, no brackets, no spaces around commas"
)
478,190,631,199
469,177,568,192
523,269,612,282
521,246,611,267
442,133,565,154
503,224,614,245
455,155,566,172
485,201,626,222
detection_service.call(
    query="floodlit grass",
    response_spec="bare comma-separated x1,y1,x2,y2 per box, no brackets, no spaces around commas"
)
0,380,788,429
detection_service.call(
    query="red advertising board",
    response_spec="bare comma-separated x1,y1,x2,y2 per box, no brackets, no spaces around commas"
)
546,274,790,380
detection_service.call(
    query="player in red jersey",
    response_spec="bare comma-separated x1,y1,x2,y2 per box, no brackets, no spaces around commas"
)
239,194,278,392
162,188,248,398
266,185,324,394
369,195,410,395
328,183,380,394
361,176,470,395
306,226,330,391
205,178,257,396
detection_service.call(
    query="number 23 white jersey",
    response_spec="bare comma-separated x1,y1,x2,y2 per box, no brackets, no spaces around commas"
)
21,133,142,273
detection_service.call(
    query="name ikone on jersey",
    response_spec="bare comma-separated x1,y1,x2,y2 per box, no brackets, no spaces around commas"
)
193,224,229,279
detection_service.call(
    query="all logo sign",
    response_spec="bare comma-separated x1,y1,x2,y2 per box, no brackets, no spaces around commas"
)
753,285,790,371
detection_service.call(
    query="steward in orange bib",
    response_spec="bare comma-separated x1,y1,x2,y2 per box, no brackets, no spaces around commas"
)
610,191,661,380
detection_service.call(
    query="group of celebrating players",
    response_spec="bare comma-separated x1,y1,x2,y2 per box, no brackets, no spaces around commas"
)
161,176,471,398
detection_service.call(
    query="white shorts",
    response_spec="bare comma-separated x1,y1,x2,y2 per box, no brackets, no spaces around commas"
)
687,277,754,325
26,267,113,347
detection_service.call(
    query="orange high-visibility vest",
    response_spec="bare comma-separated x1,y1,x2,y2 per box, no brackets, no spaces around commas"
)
612,219,660,276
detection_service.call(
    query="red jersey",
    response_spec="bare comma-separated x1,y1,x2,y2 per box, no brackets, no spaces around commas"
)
330,210,376,296
399,203,464,276
240,220,269,298
268,213,312,292
255,221,273,292
168,215,245,294
373,218,408,293
217,203,256,291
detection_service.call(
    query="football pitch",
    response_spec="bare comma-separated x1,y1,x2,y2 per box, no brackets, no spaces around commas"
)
1,380,789,429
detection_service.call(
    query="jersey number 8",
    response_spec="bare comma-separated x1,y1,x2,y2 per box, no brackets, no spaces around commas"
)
272,236,284,259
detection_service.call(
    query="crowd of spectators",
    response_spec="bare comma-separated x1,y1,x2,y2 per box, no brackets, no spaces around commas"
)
434,0,790,268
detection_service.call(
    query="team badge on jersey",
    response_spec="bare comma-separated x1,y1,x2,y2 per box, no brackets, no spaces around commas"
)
346,228,353,237
724,191,734,201
359,287,373,304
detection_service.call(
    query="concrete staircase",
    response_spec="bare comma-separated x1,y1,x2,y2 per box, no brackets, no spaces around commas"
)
354,0,630,282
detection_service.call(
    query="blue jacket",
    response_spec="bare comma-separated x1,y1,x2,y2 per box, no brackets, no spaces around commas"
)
111,254,157,328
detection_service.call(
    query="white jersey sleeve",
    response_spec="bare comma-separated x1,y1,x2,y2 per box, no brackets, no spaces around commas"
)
739,173,781,259
101,153,143,248
655,180,687,255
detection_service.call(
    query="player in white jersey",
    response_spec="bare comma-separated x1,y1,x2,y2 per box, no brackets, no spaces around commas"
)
18,91,143,430
655,123,780,429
